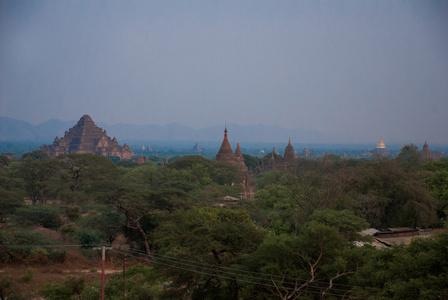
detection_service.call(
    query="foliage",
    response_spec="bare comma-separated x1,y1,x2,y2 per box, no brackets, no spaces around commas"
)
309,209,370,241
2,143,447,299
62,205,81,222
21,268,36,283
39,276,85,300
21,150,49,161
0,166,25,222
77,210,125,244
424,160,448,222
103,264,162,300
53,154,120,204
0,230,53,263
75,229,102,248
352,232,448,299
13,205,63,229
0,274,14,300
154,207,266,299
15,157,59,204
58,223,79,240
396,143,420,167
240,223,374,299
0,155,12,168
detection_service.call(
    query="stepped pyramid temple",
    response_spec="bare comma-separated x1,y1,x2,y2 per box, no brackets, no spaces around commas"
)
372,136,390,156
420,140,433,161
216,127,247,171
40,115,133,159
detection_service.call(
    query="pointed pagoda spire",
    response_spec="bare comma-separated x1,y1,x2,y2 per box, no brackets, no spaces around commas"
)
235,142,243,159
234,142,248,171
216,125,235,162
421,139,433,161
283,137,296,161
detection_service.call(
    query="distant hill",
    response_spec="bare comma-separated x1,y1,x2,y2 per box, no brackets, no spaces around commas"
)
0,116,338,143
0,117,74,142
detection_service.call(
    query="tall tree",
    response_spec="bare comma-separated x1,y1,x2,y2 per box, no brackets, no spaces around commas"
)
54,154,120,204
154,207,266,299
241,223,373,299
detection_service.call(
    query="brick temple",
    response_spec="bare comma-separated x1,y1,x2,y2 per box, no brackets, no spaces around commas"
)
40,115,133,159
215,127,248,171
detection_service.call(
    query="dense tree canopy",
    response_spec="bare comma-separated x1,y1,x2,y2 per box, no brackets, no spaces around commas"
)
1,151,447,299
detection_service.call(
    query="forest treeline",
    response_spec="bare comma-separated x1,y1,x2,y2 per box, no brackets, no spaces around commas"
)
0,144,447,299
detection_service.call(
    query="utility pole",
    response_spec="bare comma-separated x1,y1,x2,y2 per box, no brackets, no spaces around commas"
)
93,246,112,300
123,252,126,300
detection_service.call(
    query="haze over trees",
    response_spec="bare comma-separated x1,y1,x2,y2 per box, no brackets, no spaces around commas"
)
0,147,447,299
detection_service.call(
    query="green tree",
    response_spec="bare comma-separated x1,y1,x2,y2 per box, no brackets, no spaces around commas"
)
0,274,14,300
112,188,158,257
241,223,373,299
309,209,370,241
0,165,25,222
13,205,63,229
154,207,266,299
15,157,58,204
352,232,448,299
83,264,162,300
54,154,120,204
424,160,448,222
22,150,49,161
39,276,85,300
78,210,125,244
0,155,12,168
396,143,420,167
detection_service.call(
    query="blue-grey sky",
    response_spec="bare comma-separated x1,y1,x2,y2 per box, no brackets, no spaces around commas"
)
1,0,447,144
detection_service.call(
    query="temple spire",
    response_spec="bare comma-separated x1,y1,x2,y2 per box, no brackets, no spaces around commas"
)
216,126,234,162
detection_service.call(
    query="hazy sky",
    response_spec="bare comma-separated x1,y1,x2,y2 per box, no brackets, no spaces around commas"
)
1,0,447,144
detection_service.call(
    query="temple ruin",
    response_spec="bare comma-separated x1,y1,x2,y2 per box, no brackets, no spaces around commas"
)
40,115,133,159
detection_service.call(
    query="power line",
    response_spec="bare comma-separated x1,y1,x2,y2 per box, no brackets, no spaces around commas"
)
118,246,381,294
110,248,365,299
0,243,383,296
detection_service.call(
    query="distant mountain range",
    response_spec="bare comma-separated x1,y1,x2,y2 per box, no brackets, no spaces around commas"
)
0,116,339,144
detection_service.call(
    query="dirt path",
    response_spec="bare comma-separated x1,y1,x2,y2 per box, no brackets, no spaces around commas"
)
1,263,124,297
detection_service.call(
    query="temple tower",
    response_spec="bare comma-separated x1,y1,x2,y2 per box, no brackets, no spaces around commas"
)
283,138,297,161
420,140,433,161
216,127,235,163
234,142,248,171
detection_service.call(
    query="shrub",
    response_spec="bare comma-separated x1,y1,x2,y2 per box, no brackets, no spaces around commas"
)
13,206,63,229
25,247,48,265
21,268,36,283
75,229,102,248
58,223,78,241
1,231,52,263
38,276,85,300
47,250,67,264
62,206,81,222
0,274,14,299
